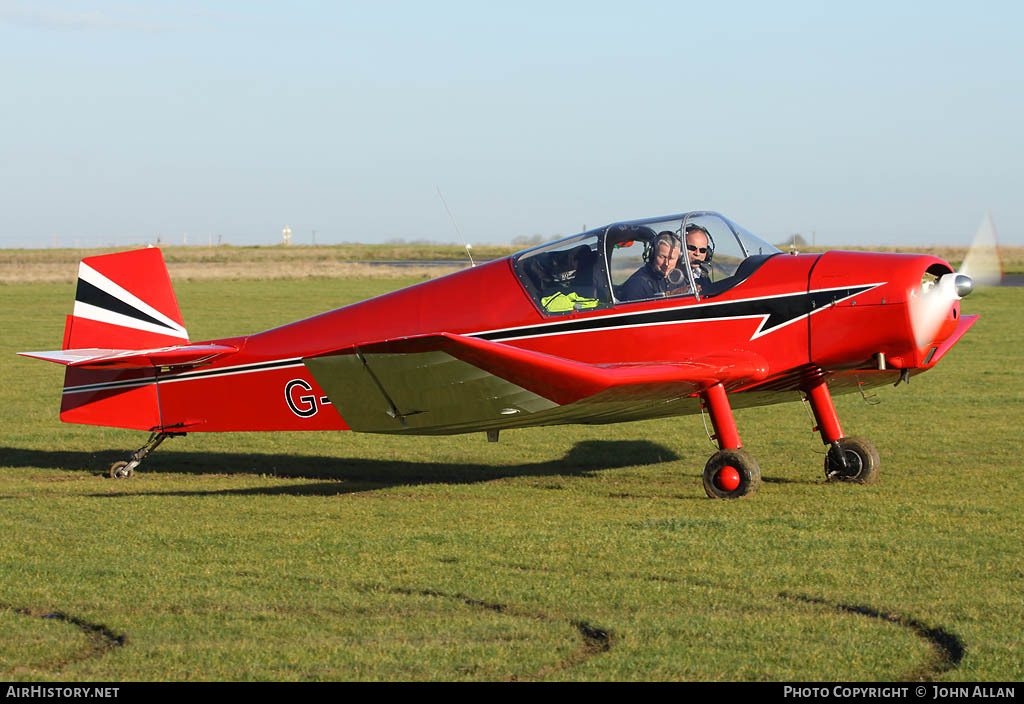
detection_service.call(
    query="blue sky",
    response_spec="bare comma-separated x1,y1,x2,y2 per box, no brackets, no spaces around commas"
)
1,1,1021,248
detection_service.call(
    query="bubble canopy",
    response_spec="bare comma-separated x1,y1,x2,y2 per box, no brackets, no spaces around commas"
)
512,212,783,314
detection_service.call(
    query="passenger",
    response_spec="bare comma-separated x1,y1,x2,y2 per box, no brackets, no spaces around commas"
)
620,232,681,301
684,224,712,289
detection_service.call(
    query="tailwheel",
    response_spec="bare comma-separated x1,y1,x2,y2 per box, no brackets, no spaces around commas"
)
106,430,185,479
109,460,134,480
824,437,880,484
703,449,761,499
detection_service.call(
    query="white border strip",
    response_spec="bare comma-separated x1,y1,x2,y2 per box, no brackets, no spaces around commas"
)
61,357,305,395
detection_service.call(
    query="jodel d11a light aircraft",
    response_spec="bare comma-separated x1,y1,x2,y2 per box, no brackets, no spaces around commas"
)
19,211,980,498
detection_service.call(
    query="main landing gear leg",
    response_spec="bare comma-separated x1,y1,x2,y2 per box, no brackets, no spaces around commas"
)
109,430,186,479
804,380,879,484
700,383,761,499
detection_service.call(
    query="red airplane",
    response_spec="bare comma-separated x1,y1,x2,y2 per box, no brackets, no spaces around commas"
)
19,211,980,498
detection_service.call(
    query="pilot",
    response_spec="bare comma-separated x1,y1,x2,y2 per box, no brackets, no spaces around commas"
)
684,224,712,288
620,232,681,301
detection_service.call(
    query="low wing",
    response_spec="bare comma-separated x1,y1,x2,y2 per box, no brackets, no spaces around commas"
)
304,333,768,434
18,344,238,369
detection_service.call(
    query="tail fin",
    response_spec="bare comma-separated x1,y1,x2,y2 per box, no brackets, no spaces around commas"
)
17,248,193,431
64,247,188,350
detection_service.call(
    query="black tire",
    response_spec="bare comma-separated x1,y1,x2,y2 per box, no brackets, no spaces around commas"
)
824,437,880,484
109,461,134,480
703,449,761,499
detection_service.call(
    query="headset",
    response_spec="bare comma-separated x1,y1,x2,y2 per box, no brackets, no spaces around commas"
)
643,230,683,265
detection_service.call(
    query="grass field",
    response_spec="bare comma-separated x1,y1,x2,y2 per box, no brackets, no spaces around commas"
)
1,258,1021,681
0,244,518,284
2,243,1022,283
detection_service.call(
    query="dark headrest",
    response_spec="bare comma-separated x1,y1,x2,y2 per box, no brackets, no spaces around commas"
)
546,245,595,285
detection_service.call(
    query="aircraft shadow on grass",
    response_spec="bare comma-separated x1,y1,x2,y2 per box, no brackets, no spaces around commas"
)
0,439,683,498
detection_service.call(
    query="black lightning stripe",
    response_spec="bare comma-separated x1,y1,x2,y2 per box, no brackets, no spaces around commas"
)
75,279,176,331
476,286,878,342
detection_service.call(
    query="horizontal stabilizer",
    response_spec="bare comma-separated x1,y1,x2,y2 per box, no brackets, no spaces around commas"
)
19,343,237,369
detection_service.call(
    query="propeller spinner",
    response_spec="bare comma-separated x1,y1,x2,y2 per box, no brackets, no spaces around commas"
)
909,213,1001,349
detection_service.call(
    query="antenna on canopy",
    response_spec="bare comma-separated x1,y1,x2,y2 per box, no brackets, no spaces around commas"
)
436,186,475,267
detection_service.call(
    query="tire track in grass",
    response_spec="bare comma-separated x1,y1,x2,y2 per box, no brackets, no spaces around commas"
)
543,621,612,677
1,604,127,672
474,560,966,680
363,585,613,680
782,594,965,680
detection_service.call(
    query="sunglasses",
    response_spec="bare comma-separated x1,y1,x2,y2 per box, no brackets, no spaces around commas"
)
686,244,708,253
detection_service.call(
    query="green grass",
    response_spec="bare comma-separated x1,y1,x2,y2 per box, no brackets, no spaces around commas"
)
1,277,1021,681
